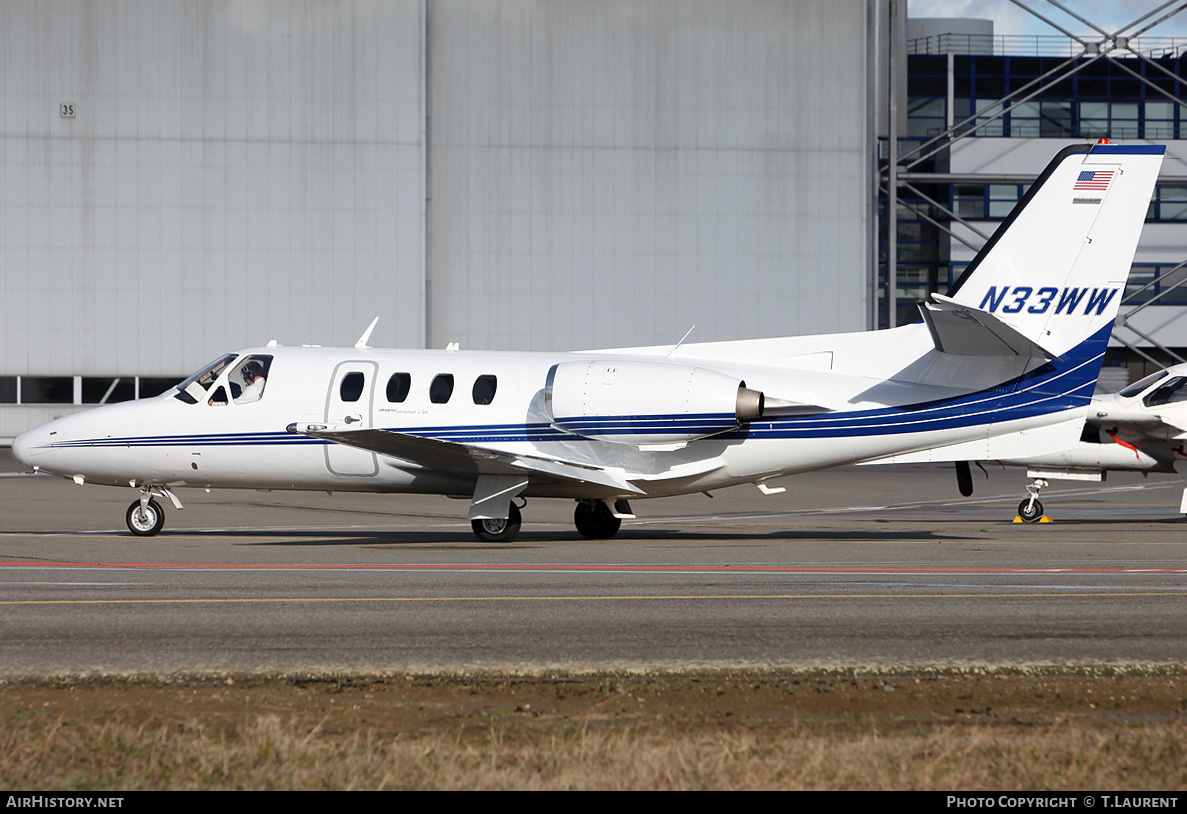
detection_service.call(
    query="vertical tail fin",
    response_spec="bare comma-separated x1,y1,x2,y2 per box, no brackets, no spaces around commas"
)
925,142,1164,360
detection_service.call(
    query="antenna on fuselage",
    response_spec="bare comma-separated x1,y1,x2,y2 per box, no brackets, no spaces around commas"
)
354,317,379,349
666,325,696,359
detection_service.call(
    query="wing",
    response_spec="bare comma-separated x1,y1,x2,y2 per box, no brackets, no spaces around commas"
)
286,423,645,494
1086,408,1187,460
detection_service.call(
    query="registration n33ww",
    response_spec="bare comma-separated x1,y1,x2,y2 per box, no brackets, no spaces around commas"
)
13,143,1164,541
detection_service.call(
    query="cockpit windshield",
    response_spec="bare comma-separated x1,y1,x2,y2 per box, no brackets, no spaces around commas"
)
1118,369,1169,398
173,354,239,404
173,353,274,406
1143,376,1187,407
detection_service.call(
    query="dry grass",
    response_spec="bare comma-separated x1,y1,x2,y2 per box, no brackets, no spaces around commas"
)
1,670,1184,790
3,715,1185,790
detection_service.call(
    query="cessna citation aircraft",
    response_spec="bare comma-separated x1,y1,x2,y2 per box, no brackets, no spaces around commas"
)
984,362,1187,522
11,142,1166,542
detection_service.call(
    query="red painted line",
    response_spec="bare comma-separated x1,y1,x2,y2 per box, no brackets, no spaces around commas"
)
1,561,1185,574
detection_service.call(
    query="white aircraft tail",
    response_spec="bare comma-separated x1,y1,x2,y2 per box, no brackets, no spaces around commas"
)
859,142,1165,466
922,141,1164,361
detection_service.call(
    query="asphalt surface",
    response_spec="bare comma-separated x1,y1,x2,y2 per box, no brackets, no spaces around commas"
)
1,451,1185,674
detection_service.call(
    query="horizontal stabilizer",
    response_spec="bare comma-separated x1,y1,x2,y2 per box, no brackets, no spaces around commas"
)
920,294,1059,359
287,423,644,494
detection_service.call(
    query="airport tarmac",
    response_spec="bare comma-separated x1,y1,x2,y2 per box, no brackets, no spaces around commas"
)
1,451,1185,674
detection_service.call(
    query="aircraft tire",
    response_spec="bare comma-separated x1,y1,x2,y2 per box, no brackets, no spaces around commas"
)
126,499,165,537
574,500,622,539
471,503,521,543
1017,498,1043,523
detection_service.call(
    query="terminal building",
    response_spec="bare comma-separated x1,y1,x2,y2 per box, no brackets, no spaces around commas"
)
891,15,1187,389
2,1,1184,437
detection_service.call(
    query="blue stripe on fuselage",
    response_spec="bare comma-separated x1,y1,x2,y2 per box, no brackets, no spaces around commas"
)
48,324,1111,449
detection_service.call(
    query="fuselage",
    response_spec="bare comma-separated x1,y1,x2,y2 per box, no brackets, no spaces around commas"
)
12,325,1097,503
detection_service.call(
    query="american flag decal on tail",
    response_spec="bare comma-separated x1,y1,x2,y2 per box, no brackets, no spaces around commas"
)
1074,169,1114,191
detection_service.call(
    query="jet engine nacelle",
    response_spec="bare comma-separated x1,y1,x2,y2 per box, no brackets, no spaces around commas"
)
544,360,764,445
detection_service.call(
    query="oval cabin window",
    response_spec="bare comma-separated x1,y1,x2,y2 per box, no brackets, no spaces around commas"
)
430,374,454,404
386,372,411,403
472,375,497,405
340,372,365,403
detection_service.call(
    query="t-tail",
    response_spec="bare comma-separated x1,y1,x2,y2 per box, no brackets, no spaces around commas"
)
858,142,1164,468
921,141,1164,370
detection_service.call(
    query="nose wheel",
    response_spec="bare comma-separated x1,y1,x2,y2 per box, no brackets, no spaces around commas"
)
126,498,165,536
1017,497,1044,523
1016,478,1048,524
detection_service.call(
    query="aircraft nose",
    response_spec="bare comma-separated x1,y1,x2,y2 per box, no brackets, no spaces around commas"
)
11,426,45,469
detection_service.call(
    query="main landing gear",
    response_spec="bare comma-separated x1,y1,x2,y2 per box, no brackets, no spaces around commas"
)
471,502,522,543
574,499,633,539
468,499,634,542
574,500,620,539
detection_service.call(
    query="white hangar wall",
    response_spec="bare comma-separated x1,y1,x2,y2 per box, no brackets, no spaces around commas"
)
0,0,873,436
428,0,871,351
0,1,427,372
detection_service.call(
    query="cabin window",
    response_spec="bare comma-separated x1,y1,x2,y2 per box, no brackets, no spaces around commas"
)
430,374,454,404
208,385,229,407
472,375,497,405
386,373,411,403
340,372,366,403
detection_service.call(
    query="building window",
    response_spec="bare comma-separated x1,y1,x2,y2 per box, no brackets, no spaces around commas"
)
1153,187,1187,221
82,377,135,404
140,377,183,398
20,377,73,404
954,186,985,219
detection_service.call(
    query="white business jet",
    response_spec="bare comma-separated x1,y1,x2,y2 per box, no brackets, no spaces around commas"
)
979,362,1187,521
12,142,1165,542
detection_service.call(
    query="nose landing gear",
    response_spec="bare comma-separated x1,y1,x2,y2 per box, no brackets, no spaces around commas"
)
126,498,165,536
1016,478,1048,524
124,485,183,536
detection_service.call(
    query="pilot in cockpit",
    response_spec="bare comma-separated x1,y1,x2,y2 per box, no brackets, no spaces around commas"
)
234,360,268,404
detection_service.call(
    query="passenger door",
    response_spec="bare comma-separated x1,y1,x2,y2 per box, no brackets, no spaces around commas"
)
323,360,379,477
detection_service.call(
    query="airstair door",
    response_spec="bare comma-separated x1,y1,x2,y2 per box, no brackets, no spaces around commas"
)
323,360,379,477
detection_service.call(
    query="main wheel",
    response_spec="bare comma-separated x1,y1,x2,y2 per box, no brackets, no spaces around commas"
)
1017,498,1043,523
574,500,622,539
126,499,165,536
471,503,522,543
